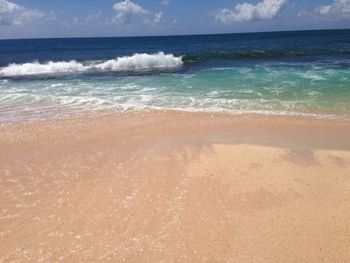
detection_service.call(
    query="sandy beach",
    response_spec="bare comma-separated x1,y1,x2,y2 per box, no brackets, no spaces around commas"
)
1,111,350,262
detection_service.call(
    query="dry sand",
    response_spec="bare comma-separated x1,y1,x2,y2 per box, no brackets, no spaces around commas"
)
0,111,350,262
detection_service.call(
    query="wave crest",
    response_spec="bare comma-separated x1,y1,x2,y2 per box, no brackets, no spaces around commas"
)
0,52,183,77
0,61,86,77
95,52,183,71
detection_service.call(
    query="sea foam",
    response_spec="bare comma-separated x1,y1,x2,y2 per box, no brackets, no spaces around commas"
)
0,61,86,77
94,52,183,71
0,52,183,77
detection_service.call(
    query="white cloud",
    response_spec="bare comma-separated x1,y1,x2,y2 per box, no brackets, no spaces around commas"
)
84,11,103,23
113,0,147,24
313,0,350,19
0,0,46,26
154,11,163,24
161,0,170,5
63,11,103,28
215,0,287,24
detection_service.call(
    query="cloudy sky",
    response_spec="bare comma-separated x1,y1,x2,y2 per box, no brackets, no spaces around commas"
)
0,0,349,39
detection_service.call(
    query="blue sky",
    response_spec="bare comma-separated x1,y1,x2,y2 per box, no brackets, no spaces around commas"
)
0,0,349,39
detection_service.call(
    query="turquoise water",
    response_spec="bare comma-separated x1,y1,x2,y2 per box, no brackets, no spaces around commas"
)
1,30,350,122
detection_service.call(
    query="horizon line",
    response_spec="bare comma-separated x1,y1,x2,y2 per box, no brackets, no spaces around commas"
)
0,27,349,41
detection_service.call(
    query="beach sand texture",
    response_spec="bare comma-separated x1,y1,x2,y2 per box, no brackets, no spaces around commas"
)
1,111,350,262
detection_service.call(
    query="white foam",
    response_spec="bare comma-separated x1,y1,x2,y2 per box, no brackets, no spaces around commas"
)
0,52,183,77
94,52,183,71
0,61,86,77
300,72,326,81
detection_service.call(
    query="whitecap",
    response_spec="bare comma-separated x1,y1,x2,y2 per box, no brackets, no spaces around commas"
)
0,61,86,77
93,52,183,71
0,52,183,77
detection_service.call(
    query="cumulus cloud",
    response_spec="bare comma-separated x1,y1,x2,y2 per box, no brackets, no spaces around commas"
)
161,0,170,5
313,0,350,20
84,11,103,23
154,11,163,24
0,0,46,26
112,0,147,24
215,0,287,24
63,11,103,28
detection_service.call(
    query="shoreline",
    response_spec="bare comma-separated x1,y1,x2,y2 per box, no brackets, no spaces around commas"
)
1,107,350,127
1,110,350,262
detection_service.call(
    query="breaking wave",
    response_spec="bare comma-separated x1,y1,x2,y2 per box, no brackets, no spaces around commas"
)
0,61,86,77
93,52,183,71
0,52,183,77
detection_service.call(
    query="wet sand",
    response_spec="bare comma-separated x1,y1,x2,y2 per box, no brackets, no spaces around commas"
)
1,111,350,262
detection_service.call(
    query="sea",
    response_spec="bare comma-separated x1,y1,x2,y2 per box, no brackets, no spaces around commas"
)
0,29,350,123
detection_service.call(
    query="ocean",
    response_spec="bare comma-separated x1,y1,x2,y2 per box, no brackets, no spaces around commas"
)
0,29,350,123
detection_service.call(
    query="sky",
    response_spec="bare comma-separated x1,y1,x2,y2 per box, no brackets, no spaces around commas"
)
0,0,349,39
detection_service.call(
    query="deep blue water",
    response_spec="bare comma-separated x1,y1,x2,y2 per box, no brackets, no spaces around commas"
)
1,29,350,66
0,29,350,122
